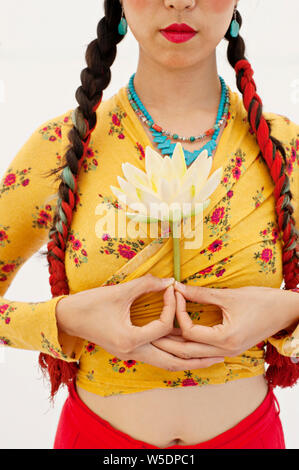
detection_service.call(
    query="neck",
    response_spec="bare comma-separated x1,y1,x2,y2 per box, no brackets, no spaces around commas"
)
133,51,222,119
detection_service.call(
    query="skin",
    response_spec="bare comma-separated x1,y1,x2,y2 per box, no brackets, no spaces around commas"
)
75,0,299,448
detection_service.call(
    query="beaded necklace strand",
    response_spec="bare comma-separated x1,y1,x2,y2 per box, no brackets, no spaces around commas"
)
127,73,230,166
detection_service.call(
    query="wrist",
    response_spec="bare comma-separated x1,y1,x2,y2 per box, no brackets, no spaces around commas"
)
282,288,299,330
56,295,81,337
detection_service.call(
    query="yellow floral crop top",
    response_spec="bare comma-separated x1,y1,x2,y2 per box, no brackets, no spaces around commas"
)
1,84,299,396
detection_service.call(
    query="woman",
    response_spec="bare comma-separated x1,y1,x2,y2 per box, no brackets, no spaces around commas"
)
1,0,299,449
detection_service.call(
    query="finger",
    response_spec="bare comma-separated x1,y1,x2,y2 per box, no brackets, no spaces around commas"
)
175,291,194,330
176,291,226,346
138,343,224,371
151,336,226,358
127,274,175,302
130,285,176,347
174,281,225,307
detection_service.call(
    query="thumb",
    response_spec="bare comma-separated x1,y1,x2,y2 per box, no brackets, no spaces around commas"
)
174,281,224,306
126,274,175,302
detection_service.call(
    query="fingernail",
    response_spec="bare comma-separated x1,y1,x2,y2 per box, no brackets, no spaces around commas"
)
163,277,175,286
175,280,186,291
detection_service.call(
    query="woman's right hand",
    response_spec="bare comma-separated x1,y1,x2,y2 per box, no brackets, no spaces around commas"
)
56,274,223,371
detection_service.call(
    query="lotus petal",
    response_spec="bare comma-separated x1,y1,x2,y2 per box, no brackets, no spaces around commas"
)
171,143,187,181
194,167,223,202
121,162,150,191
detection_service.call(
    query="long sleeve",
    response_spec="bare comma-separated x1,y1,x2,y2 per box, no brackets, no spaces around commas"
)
266,114,299,358
0,112,84,361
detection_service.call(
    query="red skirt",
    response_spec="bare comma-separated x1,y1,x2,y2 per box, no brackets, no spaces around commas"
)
53,380,285,449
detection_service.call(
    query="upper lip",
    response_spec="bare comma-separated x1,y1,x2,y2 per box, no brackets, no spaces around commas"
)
161,23,197,33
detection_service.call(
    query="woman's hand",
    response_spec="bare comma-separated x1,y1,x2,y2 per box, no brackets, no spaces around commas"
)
151,283,299,360
56,274,224,371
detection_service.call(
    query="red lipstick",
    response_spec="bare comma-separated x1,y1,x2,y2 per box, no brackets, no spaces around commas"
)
160,23,197,43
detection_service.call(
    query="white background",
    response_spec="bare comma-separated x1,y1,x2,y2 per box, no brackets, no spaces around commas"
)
0,0,298,449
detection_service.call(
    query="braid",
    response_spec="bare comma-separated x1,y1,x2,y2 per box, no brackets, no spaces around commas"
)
225,10,299,388
39,0,125,399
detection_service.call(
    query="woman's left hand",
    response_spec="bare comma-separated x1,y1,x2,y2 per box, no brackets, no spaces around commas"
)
151,283,299,359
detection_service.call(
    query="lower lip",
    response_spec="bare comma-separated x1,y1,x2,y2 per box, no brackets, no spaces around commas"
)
160,30,197,43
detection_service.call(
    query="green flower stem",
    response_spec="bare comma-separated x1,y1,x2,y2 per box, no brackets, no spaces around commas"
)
171,220,181,328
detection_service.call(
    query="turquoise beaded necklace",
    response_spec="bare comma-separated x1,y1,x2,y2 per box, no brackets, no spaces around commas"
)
127,73,230,166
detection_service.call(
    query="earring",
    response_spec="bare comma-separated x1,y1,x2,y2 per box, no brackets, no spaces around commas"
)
118,4,128,35
230,7,239,38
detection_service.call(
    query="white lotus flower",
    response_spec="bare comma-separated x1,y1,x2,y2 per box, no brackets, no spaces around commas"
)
110,142,222,224
110,142,222,328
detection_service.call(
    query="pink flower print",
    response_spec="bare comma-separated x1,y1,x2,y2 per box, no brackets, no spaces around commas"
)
86,148,94,158
216,269,225,277
55,127,62,138
261,248,273,263
92,158,98,166
42,127,48,131
138,240,145,245
200,249,205,254
22,179,29,187
104,249,110,254
4,173,16,186
112,357,118,363
0,304,9,314
37,218,47,226
198,266,213,275
255,202,260,208
22,169,28,174
74,257,79,265
232,166,241,180
291,147,296,163
5,317,10,324
124,360,136,368
49,347,60,358
86,342,95,352
118,244,136,259
207,239,223,253
2,264,15,273
296,139,299,151
69,235,75,242
211,207,225,225
0,230,8,241
45,204,52,211
49,136,57,142
119,367,126,373
223,177,228,183
72,239,82,251
236,157,242,167
272,228,279,243
137,143,145,159
83,163,88,170
81,249,87,256
63,116,69,123
227,190,233,198
286,160,293,176
39,210,51,221
118,134,125,139
262,229,267,235
102,233,111,241
112,114,120,126
182,378,197,386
